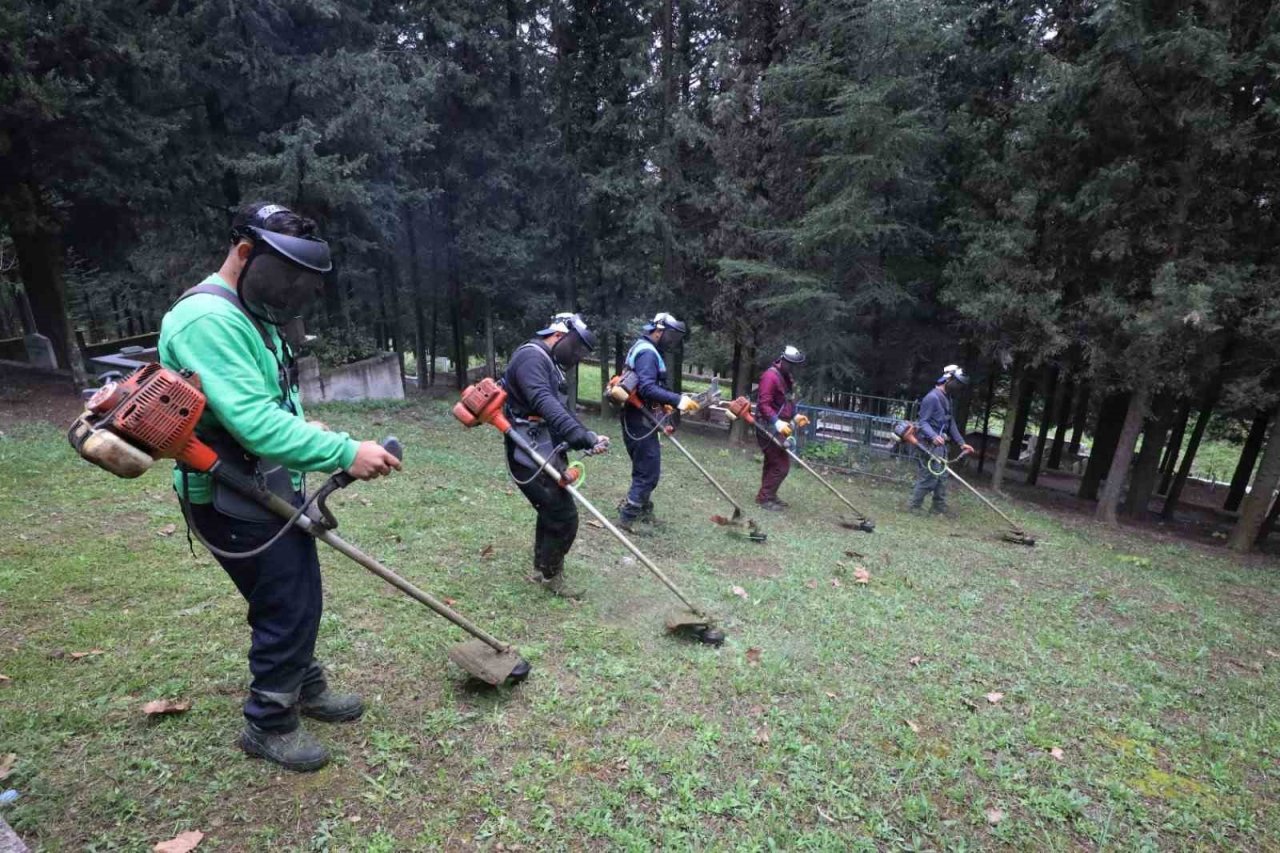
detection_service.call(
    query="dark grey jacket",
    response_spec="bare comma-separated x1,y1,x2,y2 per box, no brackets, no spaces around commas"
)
917,386,964,444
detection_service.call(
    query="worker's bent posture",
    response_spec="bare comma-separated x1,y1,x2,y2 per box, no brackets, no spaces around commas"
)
908,364,976,514
617,312,699,530
159,202,401,772
755,346,806,511
501,312,610,598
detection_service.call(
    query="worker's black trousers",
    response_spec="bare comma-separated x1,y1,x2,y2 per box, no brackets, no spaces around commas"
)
505,437,578,576
189,498,329,733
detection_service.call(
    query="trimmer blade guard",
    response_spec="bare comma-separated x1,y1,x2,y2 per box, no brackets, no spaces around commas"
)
447,640,531,686
664,609,724,646
1001,530,1036,547
838,516,876,533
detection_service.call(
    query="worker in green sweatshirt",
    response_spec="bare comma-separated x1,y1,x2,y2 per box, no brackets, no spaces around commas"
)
159,202,402,772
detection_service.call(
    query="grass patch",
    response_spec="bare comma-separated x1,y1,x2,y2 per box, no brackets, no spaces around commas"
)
1,400,1277,849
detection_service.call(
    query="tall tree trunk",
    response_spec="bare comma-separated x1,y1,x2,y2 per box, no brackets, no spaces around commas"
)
407,206,426,393
1027,366,1061,485
1228,407,1280,553
1097,386,1151,524
991,361,1027,493
731,343,756,444
615,332,625,375
978,363,996,474
1068,381,1092,457
730,336,743,399
1008,367,1036,465
1123,395,1174,517
1047,377,1075,470
1225,409,1271,512
1158,399,1193,494
12,229,86,385
1259,495,1280,544
1161,387,1220,519
484,295,496,378
1079,392,1131,501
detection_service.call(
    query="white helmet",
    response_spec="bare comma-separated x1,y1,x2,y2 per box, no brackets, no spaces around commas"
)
938,364,968,385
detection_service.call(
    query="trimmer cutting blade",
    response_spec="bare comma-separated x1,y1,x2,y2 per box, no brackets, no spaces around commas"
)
664,609,725,646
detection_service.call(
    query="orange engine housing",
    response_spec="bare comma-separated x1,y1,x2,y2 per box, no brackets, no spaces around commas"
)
727,396,754,424
454,377,512,433
88,364,218,472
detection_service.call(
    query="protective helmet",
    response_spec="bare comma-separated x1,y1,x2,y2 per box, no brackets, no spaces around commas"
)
780,345,807,365
536,311,598,351
642,312,688,336
938,364,969,385
232,203,332,273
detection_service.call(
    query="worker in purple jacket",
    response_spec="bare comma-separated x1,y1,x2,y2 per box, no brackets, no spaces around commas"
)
908,364,976,514
755,346,806,510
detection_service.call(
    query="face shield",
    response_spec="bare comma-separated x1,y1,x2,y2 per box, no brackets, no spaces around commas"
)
236,226,332,326
548,314,596,368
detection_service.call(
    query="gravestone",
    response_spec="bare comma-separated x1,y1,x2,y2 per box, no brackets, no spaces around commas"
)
23,333,57,369
0,816,29,853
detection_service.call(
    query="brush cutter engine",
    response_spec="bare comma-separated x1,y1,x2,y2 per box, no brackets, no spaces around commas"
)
605,370,641,409
68,363,218,477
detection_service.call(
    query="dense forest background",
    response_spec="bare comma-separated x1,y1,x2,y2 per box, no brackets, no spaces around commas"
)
4,0,1280,549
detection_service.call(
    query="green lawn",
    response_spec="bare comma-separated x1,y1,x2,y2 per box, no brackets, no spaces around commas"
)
1,399,1277,849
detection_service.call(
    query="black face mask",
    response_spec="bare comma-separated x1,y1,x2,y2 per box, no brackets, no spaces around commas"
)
238,248,325,325
551,331,590,367
657,330,684,353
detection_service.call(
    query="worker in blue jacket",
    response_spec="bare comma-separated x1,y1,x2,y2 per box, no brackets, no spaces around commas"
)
617,313,701,530
909,364,976,514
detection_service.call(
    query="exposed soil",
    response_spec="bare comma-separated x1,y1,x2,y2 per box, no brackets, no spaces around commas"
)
0,368,83,431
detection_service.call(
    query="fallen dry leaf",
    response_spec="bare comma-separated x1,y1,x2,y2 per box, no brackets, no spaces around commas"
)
985,692,1004,704
804,578,818,589
157,524,177,537
731,585,749,600
0,753,15,781
586,519,604,529
0,674,10,683
853,567,871,584
985,807,1005,826
1265,649,1278,659
825,691,836,699
444,597,457,606
752,727,770,746
909,656,922,667
479,544,495,559
830,577,842,588
746,647,762,666
1049,747,1064,761
154,830,204,853
905,719,920,733
142,699,192,716
359,498,372,507
69,649,105,660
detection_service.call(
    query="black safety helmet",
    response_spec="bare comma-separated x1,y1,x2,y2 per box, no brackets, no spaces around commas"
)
231,203,332,273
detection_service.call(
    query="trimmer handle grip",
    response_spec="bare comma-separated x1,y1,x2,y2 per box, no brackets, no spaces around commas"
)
330,435,402,489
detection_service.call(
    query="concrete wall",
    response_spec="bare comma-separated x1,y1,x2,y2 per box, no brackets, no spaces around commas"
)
298,352,405,404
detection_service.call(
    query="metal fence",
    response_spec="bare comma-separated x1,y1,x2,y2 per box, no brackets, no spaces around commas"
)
793,401,920,484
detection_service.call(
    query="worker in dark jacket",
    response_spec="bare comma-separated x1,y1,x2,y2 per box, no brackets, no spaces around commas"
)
617,312,701,530
755,346,806,510
908,364,976,514
502,312,610,597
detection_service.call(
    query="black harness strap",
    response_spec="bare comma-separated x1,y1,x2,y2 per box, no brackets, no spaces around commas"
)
173,283,294,404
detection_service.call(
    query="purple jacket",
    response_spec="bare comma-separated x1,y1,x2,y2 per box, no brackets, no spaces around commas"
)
757,362,796,423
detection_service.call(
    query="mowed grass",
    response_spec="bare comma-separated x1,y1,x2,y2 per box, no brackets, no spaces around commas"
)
1,399,1278,850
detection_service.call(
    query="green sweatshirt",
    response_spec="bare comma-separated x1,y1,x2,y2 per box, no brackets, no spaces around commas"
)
159,273,359,503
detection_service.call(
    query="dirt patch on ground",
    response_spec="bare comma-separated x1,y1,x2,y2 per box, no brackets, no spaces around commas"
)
0,369,83,431
715,554,783,579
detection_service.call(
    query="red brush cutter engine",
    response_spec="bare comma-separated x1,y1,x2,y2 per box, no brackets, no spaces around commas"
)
725,396,755,424
891,421,920,447
453,377,512,433
68,364,219,478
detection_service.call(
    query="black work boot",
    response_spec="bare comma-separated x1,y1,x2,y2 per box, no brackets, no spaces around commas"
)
639,501,662,526
530,556,583,599
240,723,330,772
301,689,365,723
617,499,644,533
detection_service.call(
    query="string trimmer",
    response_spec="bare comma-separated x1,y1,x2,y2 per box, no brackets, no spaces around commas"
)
68,363,532,686
725,396,876,533
608,378,766,542
455,377,726,646
893,422,1036,547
